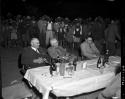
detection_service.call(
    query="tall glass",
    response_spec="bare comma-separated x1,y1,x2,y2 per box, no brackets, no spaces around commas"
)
59,63,65,76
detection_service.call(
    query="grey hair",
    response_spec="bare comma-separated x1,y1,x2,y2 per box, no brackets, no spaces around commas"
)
30,38,39,45
50,38,58,46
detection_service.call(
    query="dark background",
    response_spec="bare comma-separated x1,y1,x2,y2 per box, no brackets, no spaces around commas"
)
1,0,124,19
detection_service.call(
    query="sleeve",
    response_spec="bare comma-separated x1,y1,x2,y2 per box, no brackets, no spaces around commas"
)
47,48,58,59
92,43,100,54
58,46,67,55
21,48,34,65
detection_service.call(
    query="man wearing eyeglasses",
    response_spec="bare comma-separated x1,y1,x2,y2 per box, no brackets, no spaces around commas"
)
80,36,100,59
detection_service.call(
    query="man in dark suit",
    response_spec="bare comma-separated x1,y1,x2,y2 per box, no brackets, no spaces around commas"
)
21,38,49,68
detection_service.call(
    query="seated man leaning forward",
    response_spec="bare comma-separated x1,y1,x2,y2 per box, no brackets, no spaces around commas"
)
80,36,100,59
48,38,77,62
21,38,50,68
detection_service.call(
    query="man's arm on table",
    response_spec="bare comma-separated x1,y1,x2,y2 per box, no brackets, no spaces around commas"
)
21,48,44,65
91,43,100,55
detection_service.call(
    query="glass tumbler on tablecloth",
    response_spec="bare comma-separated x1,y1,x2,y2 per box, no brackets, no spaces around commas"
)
68,65,74,75
99,66,105,74
56,63,60,75
59,63,65,76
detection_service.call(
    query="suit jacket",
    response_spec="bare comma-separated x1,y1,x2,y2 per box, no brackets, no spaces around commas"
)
48,46,77,62
80,41,100,59
21,46,49,68
47,46,67,59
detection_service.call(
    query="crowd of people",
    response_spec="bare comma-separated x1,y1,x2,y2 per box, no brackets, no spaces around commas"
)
0,15,121,56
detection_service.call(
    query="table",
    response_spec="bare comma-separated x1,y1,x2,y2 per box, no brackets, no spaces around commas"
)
24,56,121,99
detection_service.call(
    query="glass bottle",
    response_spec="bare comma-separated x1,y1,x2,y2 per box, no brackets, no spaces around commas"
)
49,58,57,76
73,57,78,71
97,56,102,69
105,49,109,63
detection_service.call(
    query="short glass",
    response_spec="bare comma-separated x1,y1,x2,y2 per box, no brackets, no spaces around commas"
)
65,64,74,76
99,66,105,74
59,63,65,76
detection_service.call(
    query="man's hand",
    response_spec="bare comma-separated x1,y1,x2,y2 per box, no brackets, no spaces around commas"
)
33,57,44,64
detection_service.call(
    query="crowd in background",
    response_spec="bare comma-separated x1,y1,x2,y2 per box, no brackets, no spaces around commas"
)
0,15,121,56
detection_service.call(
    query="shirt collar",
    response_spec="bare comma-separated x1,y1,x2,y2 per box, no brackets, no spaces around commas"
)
31,47,37,51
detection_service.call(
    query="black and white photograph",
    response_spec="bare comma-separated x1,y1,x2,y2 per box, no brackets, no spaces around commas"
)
0,0,123,99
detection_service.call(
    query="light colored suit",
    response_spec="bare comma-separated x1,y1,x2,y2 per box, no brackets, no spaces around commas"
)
80,41,100,59
48,46,67,59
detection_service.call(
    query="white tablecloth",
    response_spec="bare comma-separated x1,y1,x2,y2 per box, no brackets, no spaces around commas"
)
24,56,121,99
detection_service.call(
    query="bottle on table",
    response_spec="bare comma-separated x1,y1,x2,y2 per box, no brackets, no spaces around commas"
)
102,49,109,67
73,57,78,71
102,56,106,68
49,58,57,76
105,49,109,63
97,56,102,69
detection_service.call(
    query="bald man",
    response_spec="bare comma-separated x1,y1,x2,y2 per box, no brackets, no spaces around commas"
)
21,38,49,68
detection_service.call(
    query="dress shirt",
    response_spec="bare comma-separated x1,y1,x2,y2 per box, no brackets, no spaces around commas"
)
31,47,39,53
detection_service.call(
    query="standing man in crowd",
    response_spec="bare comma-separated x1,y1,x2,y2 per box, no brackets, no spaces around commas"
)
104,20,121,56
46,21,55,48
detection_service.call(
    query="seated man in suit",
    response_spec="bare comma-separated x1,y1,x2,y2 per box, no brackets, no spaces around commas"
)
80,36,100,59
21,38,50,69
48,38,77,62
